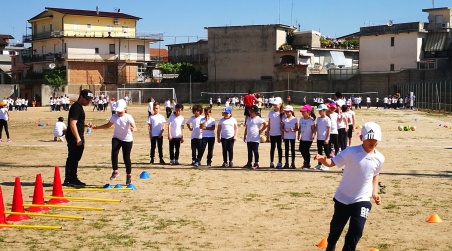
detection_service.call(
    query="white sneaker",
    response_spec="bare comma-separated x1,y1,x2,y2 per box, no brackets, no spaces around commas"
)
314,164,322,170
170,159,175,165
319,165,329,171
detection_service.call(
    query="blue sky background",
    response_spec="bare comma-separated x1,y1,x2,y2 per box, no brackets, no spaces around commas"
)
2,0,450,47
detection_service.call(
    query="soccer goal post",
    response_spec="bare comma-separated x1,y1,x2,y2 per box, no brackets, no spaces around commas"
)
116,88,177,104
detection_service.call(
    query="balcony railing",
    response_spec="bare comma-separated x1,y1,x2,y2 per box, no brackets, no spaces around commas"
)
22,52,147,63
23,30,163,42
22,53,63,63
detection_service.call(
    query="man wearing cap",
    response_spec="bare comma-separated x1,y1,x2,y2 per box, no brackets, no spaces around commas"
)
63,89,94,187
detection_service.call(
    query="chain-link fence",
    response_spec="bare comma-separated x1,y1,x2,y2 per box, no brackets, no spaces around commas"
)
396,77,452,112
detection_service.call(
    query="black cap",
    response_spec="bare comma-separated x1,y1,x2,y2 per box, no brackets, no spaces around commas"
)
80,89,94,99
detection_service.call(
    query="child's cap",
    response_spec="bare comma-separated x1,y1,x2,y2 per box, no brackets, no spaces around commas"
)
111,97,115,101
116,99,127,112
223,107,232,114
273,97,282,105
316,104,328,110
361,122,382,141
283,105,294,112
328,103,337,109
300,104,312,112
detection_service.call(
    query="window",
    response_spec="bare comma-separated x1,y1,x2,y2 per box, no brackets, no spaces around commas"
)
95,48,99,54
9,51,15,55
41,24,45,32
87,23,92,32
390,64,395,71
74,22,79,32
137,63,146,82
186,48,191,56
50,24,53,32
391,37,395,47
107,65,116,77
107,25,113,32
109,44,115,54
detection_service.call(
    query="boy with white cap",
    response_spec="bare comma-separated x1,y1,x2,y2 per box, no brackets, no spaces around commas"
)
314,122,385,251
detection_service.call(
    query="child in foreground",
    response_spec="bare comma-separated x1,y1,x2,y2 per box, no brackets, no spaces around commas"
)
243,105,268,169
314,121,385,251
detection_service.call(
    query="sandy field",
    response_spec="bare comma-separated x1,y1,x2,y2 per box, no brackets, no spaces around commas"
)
0,103,451,251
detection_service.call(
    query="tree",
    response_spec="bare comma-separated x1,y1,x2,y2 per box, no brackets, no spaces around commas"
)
44,66,66,95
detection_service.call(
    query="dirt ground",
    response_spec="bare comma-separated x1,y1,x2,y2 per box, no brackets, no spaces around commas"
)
0,103,451,251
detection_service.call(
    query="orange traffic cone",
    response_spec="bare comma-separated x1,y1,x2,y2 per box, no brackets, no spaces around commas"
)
27,174,50,212
48,166,70,204
0,186,8,228
316,237,328,248
426,214,442,223
6,177,31,222
370,248,380,251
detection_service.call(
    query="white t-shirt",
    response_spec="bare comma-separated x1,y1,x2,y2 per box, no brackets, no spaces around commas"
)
282,116,297,140
218,117,237,139
245,116,265,143
0,108,8,121
267,110,282,136
168,113,185,138
329,112,339,134
366,97,371,103
336,98,345,108
111,113,135,142
337,112,347,129
316,116,331,141
346,110,355,125
186,115,204,139
299,117,315,141
110,101,117,112
332,145,385,204
53,121,67,137
202,117,216,138
147,102,154,113
147,114,166,137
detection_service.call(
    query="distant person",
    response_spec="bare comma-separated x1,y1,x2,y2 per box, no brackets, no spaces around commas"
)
217,107,238,167
147,102,166,165
314,122,384,251
186,104,204,167
298,104,316,169
200,107,216,167
167,103,185,165
243,105,268,169
53,116,67,142
267,97,283,168
0,101,11,142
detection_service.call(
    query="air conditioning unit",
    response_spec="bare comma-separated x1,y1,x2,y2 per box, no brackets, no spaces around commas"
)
441,22,450,28
52,30,62,37
114,19,119,25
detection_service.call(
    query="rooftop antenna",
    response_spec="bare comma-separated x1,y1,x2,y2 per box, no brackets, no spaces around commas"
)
96,6,99,15
432,0,435,8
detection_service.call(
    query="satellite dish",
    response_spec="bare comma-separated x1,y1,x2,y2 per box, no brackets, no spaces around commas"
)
387,20,393,27
49,63,56,69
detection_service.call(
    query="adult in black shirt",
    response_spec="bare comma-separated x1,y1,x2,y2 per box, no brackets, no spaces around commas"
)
63,89,93,187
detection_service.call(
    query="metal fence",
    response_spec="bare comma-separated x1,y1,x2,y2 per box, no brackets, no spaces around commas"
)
396,77,452,112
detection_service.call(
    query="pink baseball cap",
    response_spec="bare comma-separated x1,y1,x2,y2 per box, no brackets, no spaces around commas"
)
300,104,312,112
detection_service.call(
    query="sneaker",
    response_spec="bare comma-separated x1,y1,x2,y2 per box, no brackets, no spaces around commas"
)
314,164,322,170
276,162,283,169
110,170,119,180
194,162,199,167
71,178,86,187
330,152,335,158
222,162,228,167
54,137,58,141
7,139,10,142
126,174,132,185
319,165,329,171
243,162,252,168
192,160,196,166
170,159,175,165
0,139,2,142
252,163,259,170
269,162,275,168
174,160,180,165
150,158,154,164
159,159,166,164
207,162,212,167
62,179,75,187
283,163,289,169
290,163,296,169
302,164,311,169
228,161,234,167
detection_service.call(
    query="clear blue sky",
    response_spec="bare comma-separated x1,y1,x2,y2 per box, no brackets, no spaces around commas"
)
2,0,450,47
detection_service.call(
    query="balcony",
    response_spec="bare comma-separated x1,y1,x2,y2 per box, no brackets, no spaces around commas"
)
23,29,163,42
168,54,208,64
22,53,63,63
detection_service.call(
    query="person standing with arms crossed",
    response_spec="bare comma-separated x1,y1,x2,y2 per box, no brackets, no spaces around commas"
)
314,122,384,251
63,89,94,187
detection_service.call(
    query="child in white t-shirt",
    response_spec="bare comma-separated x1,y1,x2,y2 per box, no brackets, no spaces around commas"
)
167,103,185,165
298,104,316,169
217,107,237,167
147,102,166,164
314,122,384,250
315,104,331,170
243,105,268,169
266,97,283,168
282,105,298,169
201,107,216,166
53,117,67,142
186,104,204,167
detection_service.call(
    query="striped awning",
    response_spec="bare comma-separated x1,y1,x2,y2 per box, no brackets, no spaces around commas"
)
425,33,448,52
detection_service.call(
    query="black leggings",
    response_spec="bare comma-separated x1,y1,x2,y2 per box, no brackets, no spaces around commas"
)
338,128,347,151
329,133,339,155
299,140,313,165
150,136,163,159
316,139,331,165
270,135,282,163
284,139,295,164
111,138,133,174
0,119,9,139
247,142,259,163
169,138,181,160
221,137,235,162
